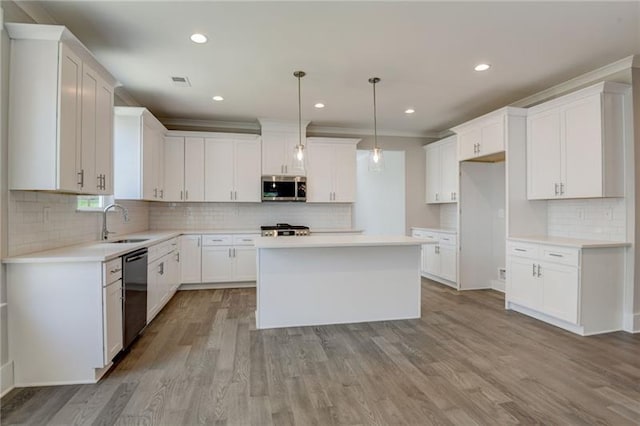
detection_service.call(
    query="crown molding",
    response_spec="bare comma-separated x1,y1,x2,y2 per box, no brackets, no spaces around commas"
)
114,88,142,108
307,125,440,139
160,118,261,133
511,55,636,108
160,118,438,139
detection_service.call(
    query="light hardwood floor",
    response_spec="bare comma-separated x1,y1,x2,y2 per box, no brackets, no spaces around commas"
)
2,280,640,425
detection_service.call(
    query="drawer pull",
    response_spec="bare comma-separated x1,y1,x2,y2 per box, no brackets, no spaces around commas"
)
514,248,526,252
548,253,564,258
110,268,121,274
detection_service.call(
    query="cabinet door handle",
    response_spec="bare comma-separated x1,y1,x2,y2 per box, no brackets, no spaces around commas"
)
160,189,164,199
548,253,563,258
154,188,158,198
234,191,237,200
230,190,233,201
560,183,564,195
532,263,536,276
176,252,180,262
537,264,542,277
228,248,232,257
435,193,439,201
285,165,288,174
514,248,526,252
102,174,106,190
197,237,200,247
77,170,84,187
180,190,183,200
158,262,164,275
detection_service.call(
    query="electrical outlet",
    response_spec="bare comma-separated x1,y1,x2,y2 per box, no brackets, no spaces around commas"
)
605,208,613,220
43,207,51,224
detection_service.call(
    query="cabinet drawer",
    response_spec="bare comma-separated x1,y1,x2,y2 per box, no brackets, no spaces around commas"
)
104,258,122,285
507,242,538,259
438,233,457,246
232,234,260,246
540,246,580,266
412,230,437,241
202,234,233,246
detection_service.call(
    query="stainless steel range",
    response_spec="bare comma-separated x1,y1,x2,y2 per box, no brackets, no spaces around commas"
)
261,223,310,237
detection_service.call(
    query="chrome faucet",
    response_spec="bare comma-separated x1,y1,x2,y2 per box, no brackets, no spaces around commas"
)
102,203,129,240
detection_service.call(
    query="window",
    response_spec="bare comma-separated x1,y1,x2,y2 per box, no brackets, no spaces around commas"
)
77,195,114,211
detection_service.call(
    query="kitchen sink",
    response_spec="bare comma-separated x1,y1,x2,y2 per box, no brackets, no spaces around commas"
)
107,238,149,244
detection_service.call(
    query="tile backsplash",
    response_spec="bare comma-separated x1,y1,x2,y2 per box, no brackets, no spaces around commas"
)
439,203,458,229
547,198,626,241
8,192,149,256
149,202,352,231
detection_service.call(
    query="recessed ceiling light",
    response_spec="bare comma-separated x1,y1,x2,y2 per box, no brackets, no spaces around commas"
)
314,103,325,109
405,108,415,114
474,63,491,72
190,33,208,44
212,95,224,101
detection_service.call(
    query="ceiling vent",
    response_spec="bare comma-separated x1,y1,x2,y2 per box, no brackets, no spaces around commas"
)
170,76,191,87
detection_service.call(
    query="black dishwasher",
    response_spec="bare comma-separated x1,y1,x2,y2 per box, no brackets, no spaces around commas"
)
123,248,148,349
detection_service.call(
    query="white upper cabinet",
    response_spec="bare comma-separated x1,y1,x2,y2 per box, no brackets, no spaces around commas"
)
204,135,261,202
526,82,629,200
453,107,526,161
424,135,458,204
163,136,185,202
163,135,205,202
114,107,167,201
306,137,359,203
259,119,310,176
7,24,117,194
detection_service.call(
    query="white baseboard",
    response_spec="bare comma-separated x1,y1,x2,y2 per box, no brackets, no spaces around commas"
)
623,312,640,333
179,282,256,291
421,273,457,289
491,279,505,293
1,360,14,397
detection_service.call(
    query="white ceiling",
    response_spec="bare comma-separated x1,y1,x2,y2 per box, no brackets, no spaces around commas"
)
30,1,640,137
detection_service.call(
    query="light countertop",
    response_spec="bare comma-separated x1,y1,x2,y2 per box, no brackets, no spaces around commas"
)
2,231,182,264
2,228,368,264
508,236,631,249
254,235,427,249
411,227,457,234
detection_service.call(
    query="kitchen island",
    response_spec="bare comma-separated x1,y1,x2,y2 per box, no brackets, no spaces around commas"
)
254,235,426,329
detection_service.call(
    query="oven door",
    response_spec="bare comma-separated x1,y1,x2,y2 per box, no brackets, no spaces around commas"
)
262,176,306,201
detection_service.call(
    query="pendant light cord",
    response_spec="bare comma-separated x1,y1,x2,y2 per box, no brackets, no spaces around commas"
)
372,80,378,150
298,73,302,147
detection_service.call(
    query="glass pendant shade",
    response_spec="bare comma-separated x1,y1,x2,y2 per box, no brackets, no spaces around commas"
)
292,70,306,174
368,147,384,172
291,143,306,173
368,76,384,172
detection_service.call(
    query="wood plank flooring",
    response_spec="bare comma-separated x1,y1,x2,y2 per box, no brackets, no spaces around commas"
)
2,280,640,425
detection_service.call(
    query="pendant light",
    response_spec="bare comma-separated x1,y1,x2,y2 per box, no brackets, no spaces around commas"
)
291,70,306,173
368,77,384,172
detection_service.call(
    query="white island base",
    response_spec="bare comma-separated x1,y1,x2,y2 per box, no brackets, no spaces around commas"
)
255,236,423,329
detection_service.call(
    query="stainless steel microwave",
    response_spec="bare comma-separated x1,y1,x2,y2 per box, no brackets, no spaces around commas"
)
261,176,306,202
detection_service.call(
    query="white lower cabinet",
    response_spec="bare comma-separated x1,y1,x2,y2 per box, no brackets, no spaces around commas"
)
7,257,126,386
147,238,179,323
411,229,457,287
201,234,259,283
506,240,625,335
180,235,202,283
103,257,123,363
202,246,235,282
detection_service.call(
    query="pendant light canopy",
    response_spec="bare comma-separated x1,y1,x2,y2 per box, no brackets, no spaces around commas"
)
368,77,384,172
291,70,307,173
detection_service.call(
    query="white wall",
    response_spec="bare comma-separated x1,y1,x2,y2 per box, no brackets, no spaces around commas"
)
354,150,405,235
350,135,439,233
